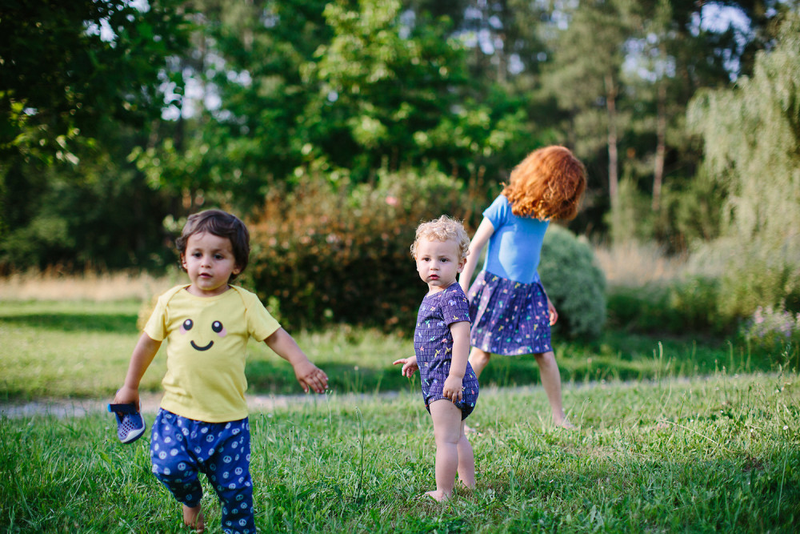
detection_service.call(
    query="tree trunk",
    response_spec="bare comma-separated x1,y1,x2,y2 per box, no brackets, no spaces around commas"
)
605,73,619,213
652,81,667,211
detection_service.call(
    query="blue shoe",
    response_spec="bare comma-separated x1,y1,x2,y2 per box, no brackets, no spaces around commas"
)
108,402,146,444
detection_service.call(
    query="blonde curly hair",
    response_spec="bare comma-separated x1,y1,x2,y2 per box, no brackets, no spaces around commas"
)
503,145,586,221
410,215,470,261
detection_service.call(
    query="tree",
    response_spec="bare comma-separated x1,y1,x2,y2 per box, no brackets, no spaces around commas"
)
0,0,189,165
543,0,631,221
687,12,800,316
0,0,191,271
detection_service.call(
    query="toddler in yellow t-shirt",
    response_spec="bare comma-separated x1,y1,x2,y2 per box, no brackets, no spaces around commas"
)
113,209,328,534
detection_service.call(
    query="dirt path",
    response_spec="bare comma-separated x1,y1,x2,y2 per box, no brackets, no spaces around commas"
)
0,391,366,419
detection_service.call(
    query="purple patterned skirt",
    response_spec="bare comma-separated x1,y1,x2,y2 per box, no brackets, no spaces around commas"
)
467,271,552,356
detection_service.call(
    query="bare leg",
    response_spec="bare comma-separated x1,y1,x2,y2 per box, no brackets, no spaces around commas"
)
533,351,574,428
468,347,492,379
426,400,465,502
456,421,475,489
183,504,205,532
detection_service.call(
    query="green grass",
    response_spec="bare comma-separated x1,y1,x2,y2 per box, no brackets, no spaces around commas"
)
1,373,799,532
1,300,799,532
1,300,794,401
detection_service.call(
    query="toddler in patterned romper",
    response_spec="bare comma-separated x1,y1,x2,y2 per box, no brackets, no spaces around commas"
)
113,210,328,533
394,215,479,501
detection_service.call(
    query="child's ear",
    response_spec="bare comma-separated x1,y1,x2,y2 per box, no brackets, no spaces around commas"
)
232,265,242,276
180,254,187,270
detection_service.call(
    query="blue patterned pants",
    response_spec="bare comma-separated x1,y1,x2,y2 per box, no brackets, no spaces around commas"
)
150,409,255,534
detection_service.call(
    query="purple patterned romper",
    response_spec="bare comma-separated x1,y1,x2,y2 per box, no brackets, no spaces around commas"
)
414,283,479,419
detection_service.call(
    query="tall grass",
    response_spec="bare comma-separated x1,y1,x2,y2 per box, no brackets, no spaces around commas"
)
593,241,685,288
1,372,798,532
0,269,178,302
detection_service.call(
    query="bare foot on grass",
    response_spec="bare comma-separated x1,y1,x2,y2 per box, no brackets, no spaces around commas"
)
425,489,451,502
183,504,205,533
555,418,576,430
463,423,483,436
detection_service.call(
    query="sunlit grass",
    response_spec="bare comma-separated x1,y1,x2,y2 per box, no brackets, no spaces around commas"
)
0,269,178,302
2,298,791,402
2,373,798,532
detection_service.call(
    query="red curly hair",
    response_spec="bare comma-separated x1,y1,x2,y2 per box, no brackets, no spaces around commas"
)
502,146,586,221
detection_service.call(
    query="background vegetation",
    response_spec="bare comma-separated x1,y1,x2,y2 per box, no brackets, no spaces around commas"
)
3,4,800,530
3,0,799,338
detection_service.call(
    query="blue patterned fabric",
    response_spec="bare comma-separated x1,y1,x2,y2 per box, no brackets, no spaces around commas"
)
151,409,255,534
468,270,552,356
414,283,479,419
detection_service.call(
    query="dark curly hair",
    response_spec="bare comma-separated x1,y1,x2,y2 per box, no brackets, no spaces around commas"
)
176,210,250,280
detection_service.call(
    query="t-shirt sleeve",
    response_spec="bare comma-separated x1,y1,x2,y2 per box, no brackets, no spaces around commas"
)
482,194,509,229
244,292,281,341
441,287,471,326
143,292,170,341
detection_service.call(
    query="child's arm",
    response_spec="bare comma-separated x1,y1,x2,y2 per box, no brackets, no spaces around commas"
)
392,355,419,377
264,327,328,393
459,217,495,293
113,333,162,409
442,321,470,402
542,286,559,325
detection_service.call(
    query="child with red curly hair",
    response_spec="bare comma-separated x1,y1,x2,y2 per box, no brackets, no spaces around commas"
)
459,146,586,428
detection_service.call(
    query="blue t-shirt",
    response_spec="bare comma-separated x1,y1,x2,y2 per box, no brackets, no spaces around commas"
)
482,194,549,284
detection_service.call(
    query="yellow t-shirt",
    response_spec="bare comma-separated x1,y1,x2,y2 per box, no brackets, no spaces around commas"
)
144,284,280,422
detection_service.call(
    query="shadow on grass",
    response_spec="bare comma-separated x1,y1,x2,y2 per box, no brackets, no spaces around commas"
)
0,313,139,333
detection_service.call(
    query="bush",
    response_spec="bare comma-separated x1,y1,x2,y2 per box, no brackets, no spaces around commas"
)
740,304,800,363
246,169,484,331
538,225,606,339
606,276,729,336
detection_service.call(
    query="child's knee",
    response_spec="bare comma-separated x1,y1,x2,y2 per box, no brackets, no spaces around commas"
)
534,350,556,365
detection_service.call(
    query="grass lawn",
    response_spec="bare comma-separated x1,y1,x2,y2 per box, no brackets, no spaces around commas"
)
1,299,799,532
1,300,792,401
1,373,799,532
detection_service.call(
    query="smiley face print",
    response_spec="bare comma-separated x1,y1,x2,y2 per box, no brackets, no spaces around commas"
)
180,317,228,351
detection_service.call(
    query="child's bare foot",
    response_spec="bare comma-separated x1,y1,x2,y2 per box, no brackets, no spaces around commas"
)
183,504,205,532
555,418,576,429
425,489,451,502
464,423,483,436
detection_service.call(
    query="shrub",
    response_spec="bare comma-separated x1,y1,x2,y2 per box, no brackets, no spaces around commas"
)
606,276,729,336
740,304,800,361
538,225,606,339
246,169,484,331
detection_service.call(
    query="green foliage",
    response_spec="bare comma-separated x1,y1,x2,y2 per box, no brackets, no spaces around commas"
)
0,134,174,271
606,276,729,336
740,304,800,364
687,13,800,319
538,225,606,340
0,0,190,271
247,168,484,331
605,175,655,244
0,0,190,164
659,166,725,248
